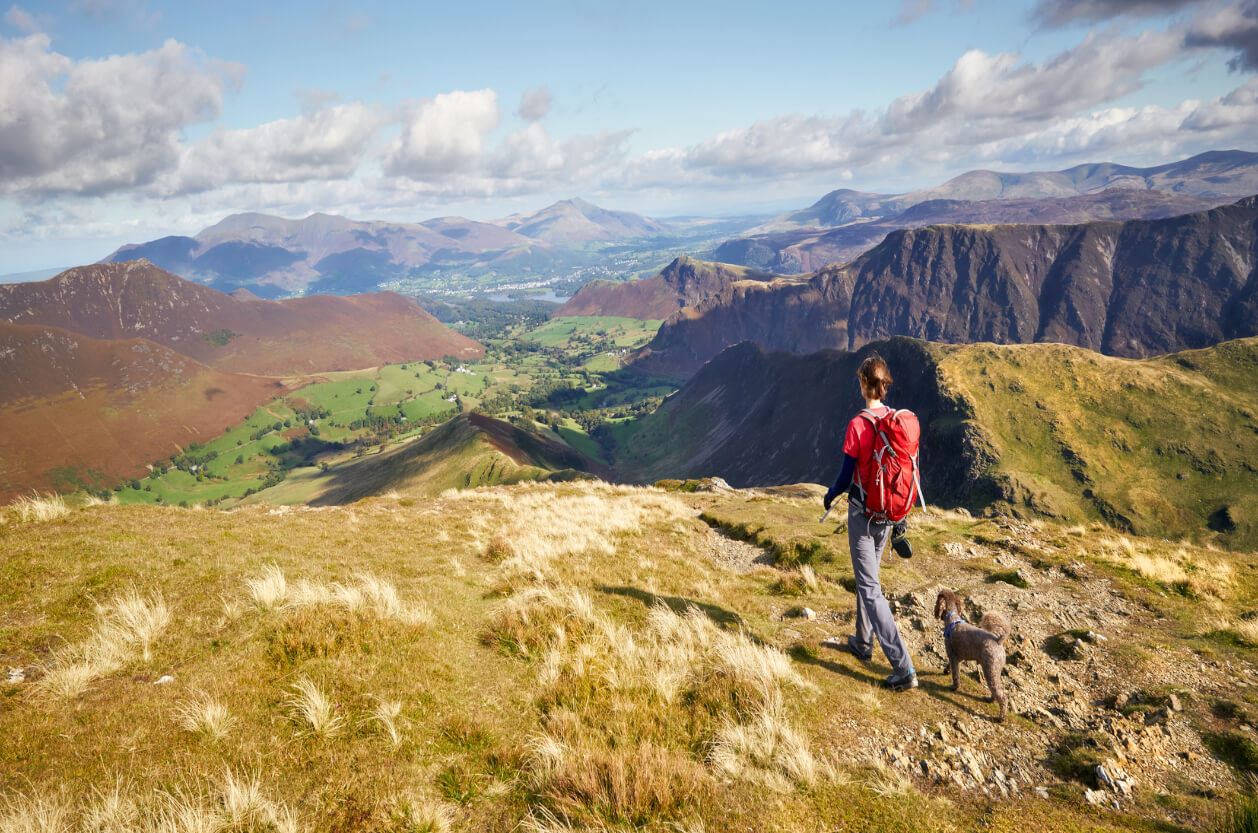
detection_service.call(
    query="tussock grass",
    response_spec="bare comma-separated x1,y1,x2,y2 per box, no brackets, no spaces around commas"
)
174,692,235,742
490,583,818,808
365,698,405,748
285,678,343,738
1097,536,1235,599
30,589,170,700
244,567,433,626
8,491,70,523
708,702,819,789
12,492,71,522
0,774,297,833
0,792,73,832
391,793,453,833
455,482,689,582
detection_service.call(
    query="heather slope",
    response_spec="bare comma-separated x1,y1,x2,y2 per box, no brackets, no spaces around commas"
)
616,336,1258,550
0,260,484,375
0,321,286,500
554,256,781,319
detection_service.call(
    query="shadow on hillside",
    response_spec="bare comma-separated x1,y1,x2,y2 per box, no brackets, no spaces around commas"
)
596,585,748,633
792,648,993,721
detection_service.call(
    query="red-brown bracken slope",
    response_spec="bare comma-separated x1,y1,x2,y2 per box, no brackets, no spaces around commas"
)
0,260,484,376
553,256,780,320
0,321,289,500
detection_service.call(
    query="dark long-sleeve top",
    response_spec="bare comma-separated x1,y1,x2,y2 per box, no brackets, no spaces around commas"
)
825,453,858,503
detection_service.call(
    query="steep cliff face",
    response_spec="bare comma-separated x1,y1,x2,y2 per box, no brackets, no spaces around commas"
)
553,256,779,319
717,190,1226,274
636,197,1258,376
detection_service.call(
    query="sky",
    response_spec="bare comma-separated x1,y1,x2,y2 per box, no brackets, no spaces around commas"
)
2,0,1258,272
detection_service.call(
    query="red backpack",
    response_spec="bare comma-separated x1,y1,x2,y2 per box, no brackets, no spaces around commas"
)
853,408,927,523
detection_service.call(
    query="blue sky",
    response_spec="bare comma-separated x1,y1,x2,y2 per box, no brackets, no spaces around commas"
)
2,0,1257,271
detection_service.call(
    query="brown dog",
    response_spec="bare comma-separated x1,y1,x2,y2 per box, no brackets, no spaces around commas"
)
934,589,1010,721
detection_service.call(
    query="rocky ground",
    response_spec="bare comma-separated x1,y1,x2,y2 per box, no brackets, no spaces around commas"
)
698,494,1250,822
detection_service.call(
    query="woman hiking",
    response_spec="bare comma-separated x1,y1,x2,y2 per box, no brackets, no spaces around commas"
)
823,353,917,691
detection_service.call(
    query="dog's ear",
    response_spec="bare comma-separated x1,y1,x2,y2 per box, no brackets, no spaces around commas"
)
934,592,945,620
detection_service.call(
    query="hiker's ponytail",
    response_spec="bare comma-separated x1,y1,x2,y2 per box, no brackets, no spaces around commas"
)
858,353,893,400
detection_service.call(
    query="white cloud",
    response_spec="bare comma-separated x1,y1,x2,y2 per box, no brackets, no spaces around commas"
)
382,89,500,180
1032,0,1197,25
4,4,38,33
1185,1,1258,71
164,101,385,195
517,86,552,121
0,34,235,197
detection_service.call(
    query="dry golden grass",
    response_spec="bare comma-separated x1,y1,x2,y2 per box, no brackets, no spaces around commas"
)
707,701,819,789
174,692,235,742
244,567,433,626
455,482,690,583
390,793,453,833
7,491,70,523
1225,617,1258,647
364,698,405,748
286,679,342,738
1096,535,1235,599
0,773,298,833
30,589,169,701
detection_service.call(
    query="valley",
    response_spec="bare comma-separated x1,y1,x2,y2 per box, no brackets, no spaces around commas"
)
4,148,1258,833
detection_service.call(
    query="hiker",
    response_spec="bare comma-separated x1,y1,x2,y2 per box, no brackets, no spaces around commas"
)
823,353,918,691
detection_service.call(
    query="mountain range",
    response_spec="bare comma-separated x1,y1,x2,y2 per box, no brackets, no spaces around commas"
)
715,189,1230,274
749,150,1258,234
102,199,672,297
632,196,1258,376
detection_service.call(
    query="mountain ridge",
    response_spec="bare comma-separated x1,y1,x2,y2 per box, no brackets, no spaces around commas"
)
634,195,1258,376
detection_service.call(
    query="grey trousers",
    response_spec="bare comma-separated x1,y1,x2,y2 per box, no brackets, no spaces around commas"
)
848,499,913,673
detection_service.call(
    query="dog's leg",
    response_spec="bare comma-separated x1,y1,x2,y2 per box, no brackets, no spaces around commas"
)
982,662,1007,722
949,657,960,692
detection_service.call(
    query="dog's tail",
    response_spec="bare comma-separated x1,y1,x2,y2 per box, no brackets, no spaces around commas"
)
979,612,1010,645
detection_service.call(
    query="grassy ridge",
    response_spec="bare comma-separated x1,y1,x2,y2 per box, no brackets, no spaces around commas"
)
3,484,1257,830
938,338,1258,547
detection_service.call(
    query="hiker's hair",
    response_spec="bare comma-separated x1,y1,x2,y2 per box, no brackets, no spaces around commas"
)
858,353,893,400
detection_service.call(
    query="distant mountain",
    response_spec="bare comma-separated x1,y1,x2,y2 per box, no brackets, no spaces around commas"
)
102,199,670,296
634,196,1258,376
616,336,1258,549
717,189,1229,273
0,260,484,376
750,150,1258,235
0,321,284,501
103,212,535,296
493,198,669,243
553,256,780,319
255,412,607,505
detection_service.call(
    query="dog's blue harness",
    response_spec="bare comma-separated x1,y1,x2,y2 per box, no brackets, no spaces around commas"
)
944,611,967,641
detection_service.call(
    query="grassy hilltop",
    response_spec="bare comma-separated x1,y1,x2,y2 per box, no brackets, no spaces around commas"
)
614,336,1258,551
4,483,1258,831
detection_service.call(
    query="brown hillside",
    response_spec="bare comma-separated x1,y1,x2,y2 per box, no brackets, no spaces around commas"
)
554,256,780,319
0,321,286,501
0,260,484,376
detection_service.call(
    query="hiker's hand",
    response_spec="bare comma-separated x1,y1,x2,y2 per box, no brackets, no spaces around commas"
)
823,491,835,511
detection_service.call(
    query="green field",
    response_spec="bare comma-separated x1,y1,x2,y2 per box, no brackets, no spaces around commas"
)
102,313,677,508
